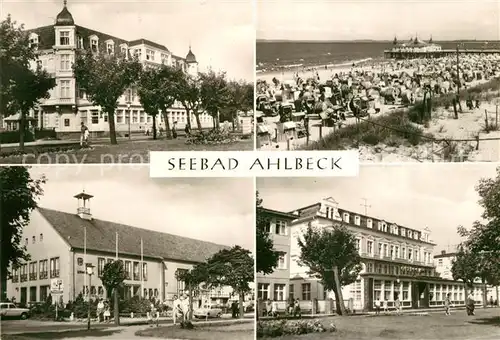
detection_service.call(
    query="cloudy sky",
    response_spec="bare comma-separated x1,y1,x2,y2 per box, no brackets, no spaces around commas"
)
28,166,254,251
258,0,500,41
3,0,254,81
258,164,499,254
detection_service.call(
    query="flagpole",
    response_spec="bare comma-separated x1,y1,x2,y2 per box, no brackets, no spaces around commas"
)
141,238,144,298
84,226,87,301
115,232,118,260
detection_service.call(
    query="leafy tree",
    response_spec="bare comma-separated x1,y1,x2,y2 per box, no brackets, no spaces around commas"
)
101,260,127,325
73,50,141,144
297,225,362,315
451,246,480,297
0,167,45,300
199,70,229,128
204,246,254,318
175,264,210,320
256,191,280,274
0,15,56,150
137,65,184,140
220,81,254,129
176,73,203,131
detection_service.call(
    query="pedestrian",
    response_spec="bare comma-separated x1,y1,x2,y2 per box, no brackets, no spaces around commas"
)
181,294,190,321
293,298,301,318
489,296,494,307
383,299,388,314
466,292,475,316
395,296,402,315
97,299,105,322
374,298,381,315
172,295,181,325
271,299,278,317
444,293,451,316
80,122,89,147
172,121,178,139
231,300,237,318
103,302,111,322
184,123,191,137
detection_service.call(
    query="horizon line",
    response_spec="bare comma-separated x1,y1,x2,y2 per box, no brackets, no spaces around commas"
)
257,38,499,43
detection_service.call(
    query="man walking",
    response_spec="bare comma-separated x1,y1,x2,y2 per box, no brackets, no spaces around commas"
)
80,122,89,147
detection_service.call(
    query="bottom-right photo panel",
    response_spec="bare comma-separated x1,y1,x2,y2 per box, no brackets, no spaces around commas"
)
256,164,500,340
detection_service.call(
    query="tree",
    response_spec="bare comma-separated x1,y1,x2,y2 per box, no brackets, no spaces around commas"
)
176,73,203,131
73,50,141,144
220,80,254,130
0,167,45,300
297,225,362,316
137,65,184,140
199,70,229,128
256,191,280,274
175,264,210,321
100,260,127,325
0,15,56,151
451,246,480,298
204,246,254,318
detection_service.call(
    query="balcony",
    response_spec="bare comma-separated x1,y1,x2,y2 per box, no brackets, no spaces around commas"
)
39,271,48,280
29,273,37,281
50,270,60,278
20,274,28,282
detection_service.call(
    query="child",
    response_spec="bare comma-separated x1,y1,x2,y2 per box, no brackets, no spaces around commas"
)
103,303,110,323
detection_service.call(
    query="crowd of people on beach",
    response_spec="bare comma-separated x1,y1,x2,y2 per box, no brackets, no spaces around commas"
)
256,54,500,128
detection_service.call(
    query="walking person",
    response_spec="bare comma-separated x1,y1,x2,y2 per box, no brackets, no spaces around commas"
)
293,298,301,318
103,302,111,323
172,295,181,325
231,300,237,318
383,299,388,314
172,121,178,139
466,292,475,316
148,303,156,327
271,299,278,317
394,296,402,315
374,298,381,315
97,299,105,322
80,122,89,147
181,294,190,321
444,293,451,315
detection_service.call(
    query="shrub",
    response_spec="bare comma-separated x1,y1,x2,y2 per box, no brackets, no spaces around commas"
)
0,130,35,144
119,296,152,315
257,319,334,338
180,320,194,329
34,128,57,140
186,129,236,145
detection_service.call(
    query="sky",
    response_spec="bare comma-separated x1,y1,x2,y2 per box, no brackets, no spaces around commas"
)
28,165,254,251
2,0,255,81
257,164,500,255
257,0,500,41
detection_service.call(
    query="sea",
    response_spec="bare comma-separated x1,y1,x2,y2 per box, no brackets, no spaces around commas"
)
256,40,500,73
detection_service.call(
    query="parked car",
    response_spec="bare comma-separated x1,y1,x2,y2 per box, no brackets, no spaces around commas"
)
193,305,222,319
0,302,30,319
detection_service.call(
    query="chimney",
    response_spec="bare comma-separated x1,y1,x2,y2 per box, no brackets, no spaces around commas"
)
74,190,93,220
441,250,446,255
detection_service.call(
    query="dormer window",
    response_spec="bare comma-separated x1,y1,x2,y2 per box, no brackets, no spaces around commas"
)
408,230,413,238
354,215,360,226
367,219,373,228
343,212,349,223
77,36,84,49
146,49,155,61
89,36,99,52
29,33,39,49
106,41,114,55
393,225,398,235
134,49,142,60
120,44,128,57
401,227,406,237
60,31,70,46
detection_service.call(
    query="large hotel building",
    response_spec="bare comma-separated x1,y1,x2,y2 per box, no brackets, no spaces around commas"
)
3,1,214,134
258,197,489,313
6,192,250,307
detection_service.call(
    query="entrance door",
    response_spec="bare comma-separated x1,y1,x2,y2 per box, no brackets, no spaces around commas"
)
418,282,429,308
20,287,27,306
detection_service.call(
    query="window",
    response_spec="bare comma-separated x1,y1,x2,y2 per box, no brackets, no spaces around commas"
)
134,49,142,59
132,110,139,123
393,225,399,235
275,220,287,235
355,238,361,252
377,243,382,257
274,284,286,301
121,46,127,56
91,110,99,124
373,280,382,301
60,54,71,70
263,220,271,233
98,286,104,296
301,283,311,300
384,281,392,300
77,36,84,49
401,228,406,237
395,246,399,259
176,268,188,295
367,219,373,228
91,39,98,52
90,286,96,295
257,283,269,300
402,282,409,300
142,263,147,281
77,258,83,266
39,260,48,279
125,261,131,279
107,42,114,55
350,280,362,301
402,247,406,259
438,259,443,265
32,236,36,244
29,35,39,48
29,262,37,280
25,237,28,245
289,284,294,300
40,233,43,242
98,258,105,277
277,253,286,269
50,257,60,278
408,230,413,238
60,80,70,98
60,31,70,45
390,245,394,259
414,250,419,262
354,215,360,226
383,244,388,257
343,213,349,223
146,49,155,61
64,119,70,127
367,240,373,255
408,249,412,260
366,262,373,273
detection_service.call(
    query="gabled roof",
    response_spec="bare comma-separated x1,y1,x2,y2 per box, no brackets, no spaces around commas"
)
38,207,229,263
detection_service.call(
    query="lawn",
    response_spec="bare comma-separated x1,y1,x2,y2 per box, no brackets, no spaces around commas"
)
0,328,122,339
136,321,254,340
259,308,500,340
0,137,254,164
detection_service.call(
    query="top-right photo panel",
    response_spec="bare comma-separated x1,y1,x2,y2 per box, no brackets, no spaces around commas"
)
256,0,500,162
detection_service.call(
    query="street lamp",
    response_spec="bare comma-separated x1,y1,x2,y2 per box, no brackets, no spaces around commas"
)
126,102,131,140
86,266,94,330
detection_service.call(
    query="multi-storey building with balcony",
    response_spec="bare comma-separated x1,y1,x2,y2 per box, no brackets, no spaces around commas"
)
6,191,243,308
4,1,214,135
259,197,480,313
256,208,297,309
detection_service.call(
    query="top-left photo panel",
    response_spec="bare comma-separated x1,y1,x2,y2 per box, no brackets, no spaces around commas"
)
0,0,255,164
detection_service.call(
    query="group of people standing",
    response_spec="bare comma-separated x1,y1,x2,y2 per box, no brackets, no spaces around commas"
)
261,298,302,318
172,294,191,325
96,299,111,322
374,296,403,315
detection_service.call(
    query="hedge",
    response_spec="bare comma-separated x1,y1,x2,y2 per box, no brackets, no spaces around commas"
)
257,319,336,338
0,130,34,144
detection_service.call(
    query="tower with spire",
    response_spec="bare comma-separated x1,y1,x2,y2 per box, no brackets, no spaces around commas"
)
185,45,198,77
54,0,76,49
393,36,398,45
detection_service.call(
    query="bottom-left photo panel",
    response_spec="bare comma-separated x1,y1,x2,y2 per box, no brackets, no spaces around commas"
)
0,166,255,340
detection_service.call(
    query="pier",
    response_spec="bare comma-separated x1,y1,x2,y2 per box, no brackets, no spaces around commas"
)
384,49,500,60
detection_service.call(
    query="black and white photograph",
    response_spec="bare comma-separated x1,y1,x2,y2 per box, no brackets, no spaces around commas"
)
256,0,500,163
0,0,255,164
256,165,500,339
0,166,255,339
